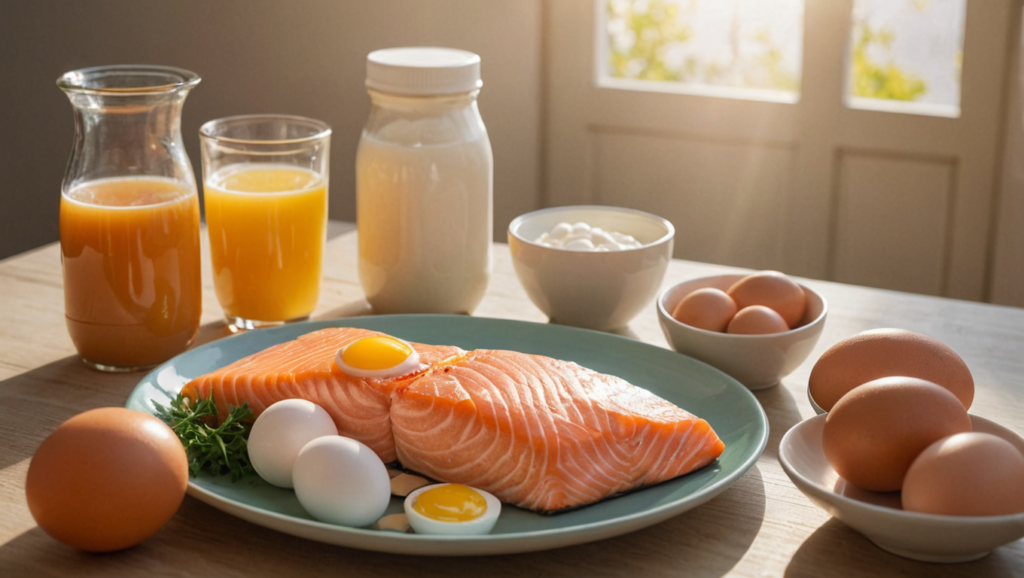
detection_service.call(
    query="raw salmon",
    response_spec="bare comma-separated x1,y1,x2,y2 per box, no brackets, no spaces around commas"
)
390,349,725,512
181,328,725,512
180,327,465,462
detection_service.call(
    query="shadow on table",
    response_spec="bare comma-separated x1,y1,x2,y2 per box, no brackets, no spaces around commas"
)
191,318,235,348
784,518,1022,578
0,315,255,472
0,526,113,578
312,300,374,322
0,355,144,471
753,380,803,462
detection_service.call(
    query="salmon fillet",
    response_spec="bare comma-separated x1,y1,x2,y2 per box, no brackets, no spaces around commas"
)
181,328,725,512
180,327,465,462
390,350,725,512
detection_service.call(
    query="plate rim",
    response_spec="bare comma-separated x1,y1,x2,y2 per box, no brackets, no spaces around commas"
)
129,314,769,555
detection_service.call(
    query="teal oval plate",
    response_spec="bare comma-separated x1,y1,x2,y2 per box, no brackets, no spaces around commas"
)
128,315,767,556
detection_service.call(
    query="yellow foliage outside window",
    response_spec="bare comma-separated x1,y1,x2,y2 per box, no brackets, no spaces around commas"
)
850,20,927,101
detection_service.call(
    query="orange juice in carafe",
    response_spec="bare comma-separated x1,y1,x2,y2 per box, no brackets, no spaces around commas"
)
60,177,202,369
203,164,327,323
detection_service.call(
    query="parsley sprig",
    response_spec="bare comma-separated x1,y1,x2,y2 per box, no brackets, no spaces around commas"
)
154,392,255,481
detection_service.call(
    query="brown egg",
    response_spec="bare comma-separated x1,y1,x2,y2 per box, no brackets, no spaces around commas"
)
822,376,972,492
671,288,738,332
903,432,1024,516
726,271,807,328
727,305,790,335
25,407,188,552
808,328,974,412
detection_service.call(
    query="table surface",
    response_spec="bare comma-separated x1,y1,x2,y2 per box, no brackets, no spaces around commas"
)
1,226,1022,577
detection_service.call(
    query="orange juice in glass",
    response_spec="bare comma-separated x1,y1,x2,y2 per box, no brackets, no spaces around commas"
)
57,65,202,371
199,116,331,331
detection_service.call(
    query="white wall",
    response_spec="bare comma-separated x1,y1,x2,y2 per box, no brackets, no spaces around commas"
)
0,0,543,259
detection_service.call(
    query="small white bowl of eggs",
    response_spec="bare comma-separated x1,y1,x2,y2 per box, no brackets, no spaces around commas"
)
508,205,674,331
656,272,827,390
781,330,1024,562
780,413,1024,563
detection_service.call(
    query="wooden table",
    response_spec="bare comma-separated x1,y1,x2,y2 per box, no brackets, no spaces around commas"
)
1,228,1022,577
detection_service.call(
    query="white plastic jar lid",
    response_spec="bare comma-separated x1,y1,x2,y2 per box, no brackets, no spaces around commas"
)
366,47,482,96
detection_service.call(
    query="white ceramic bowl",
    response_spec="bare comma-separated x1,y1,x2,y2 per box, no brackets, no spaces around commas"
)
808,386,828,415
508,205,674,331
657,274,827,390
779,414,1024,563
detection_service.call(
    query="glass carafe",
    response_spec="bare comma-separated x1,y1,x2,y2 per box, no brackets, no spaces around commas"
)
57,65,202,371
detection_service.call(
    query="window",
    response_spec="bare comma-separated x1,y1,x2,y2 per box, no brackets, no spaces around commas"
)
846,0,966,118
598,0,967,117
598,0,805,103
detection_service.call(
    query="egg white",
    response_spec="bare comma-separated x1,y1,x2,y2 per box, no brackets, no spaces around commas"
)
334,337,423,379
403,483,501,535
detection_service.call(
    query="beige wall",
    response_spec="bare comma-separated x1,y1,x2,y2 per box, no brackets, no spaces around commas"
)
993,6,1024,307
0,0,543,260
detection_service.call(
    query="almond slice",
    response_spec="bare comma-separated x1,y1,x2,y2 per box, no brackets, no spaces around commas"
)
390,473,430,497
373,513,411,533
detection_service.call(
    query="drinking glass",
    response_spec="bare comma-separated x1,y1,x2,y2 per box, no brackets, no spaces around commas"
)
58,65,203,372
199,115,331,332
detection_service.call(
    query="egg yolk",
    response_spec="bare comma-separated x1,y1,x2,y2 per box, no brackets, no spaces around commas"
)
341,336,413,371
413,484,487,522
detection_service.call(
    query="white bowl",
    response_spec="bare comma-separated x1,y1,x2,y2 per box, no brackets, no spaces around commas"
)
508,205,674,331
779,414,1024,563
808,386,827,415
657,274,827,390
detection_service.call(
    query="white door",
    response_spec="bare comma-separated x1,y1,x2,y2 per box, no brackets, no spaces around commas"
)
545,0,1014,301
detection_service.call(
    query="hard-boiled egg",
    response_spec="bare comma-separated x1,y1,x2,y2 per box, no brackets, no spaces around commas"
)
403,483,501,535
293,436,391,527
247,399,338,488
335,335,422,379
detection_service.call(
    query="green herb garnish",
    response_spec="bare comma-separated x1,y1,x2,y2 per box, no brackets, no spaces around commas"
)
154,392,255,481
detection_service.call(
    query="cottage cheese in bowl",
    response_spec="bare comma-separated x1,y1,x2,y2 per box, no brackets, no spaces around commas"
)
508,205,674,331
534,222,642,252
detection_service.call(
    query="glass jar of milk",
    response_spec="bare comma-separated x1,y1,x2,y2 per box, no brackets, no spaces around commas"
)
356,47,493,314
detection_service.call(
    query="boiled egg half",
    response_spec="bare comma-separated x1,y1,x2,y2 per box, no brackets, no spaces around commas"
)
335,335,422,379
404,483,501,535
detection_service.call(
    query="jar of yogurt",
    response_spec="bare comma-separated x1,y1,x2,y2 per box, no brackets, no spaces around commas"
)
356,47,493,314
